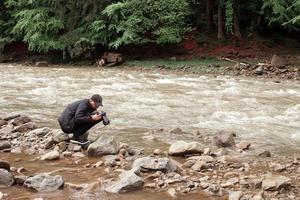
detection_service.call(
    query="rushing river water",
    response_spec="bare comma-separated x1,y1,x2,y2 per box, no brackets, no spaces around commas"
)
0,63,300,199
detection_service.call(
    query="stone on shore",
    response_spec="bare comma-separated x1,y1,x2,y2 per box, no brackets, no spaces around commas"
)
0,169,14,187
13,122,38,132
10,115,31,126
168,141,203,156
213,131,236,147
24,174,64,192
262,175,291,191
0,124,13,135
27,127,50,137
0,141,11,150
52,129,69,143
229,191,243,200
0,160,10,171
236,141,251,150
105,171,144,193
87,135,119,157
40,151,60,161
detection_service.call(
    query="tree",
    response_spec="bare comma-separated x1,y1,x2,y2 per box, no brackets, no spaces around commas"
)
206,0,215,32
217,0,225,40
233,0,241,39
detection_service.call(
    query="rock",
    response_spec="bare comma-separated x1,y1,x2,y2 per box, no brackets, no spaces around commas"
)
251,178,263,189
27,127,50,137
35,61,49,67
254,66,264,75
229,191,243,200
213,131,236,147
0,141,11,150
13,122,38,132
0,169,14,187
262,175,291,191
153,149,161,155
251,192,264,200
72,152,85,158
52,129,69,143
203,147,211,155
0,192,4,200
0,160,10,171
73,145,82,152
58,141,67,152
92,161,104,168
221,177,239,187
0,119,7,127
87,135,119,157
191,160,206,171
258,151,271,158
24,174,64,192
167,188,177,198
10,115,31,126
131,157,181,174
273,164,286,172
0,124,13,135
183,160,196,168
14,175,27,185
170,128,184,134
40,151,60,161
236,141,251,150
62,151,72,157
187,155,214,162
168,141,203,156
105,171,144,193
271,55,287,68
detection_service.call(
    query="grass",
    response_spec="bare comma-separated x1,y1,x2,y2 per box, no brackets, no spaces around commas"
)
124,57,232,73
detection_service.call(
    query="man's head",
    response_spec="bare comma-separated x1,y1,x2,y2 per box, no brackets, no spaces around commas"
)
89,94,103,110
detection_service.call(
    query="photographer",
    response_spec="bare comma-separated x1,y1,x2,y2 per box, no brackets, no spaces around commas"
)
58,94,109,144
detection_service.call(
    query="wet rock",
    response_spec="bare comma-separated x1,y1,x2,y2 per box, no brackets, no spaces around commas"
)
229,191,243,200
52,129,69,143
35,61,49,67
24,174,64,192
27,127,50,137
170,127,184,134
105,171,144,193
131,157,181,174
0,169,14,187
0,119,7,127
0,160,10,171
213,131,236,147
254,66,264,75
0,124,13,135
14,175,27,185
10,115,31,126
13,122,38,132
191,160,206,171
40,150,60,161
58,141,67,152
262,175,291,191
87,135,119,157
0,141,11,150
169,141,203,156
258,151,271,158
236,141,251,150
167,188,177,198
271,55,287,68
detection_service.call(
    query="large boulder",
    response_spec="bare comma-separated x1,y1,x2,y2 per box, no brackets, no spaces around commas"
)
24,174,64,192
13,122,38,133
0,141,11,150
262,175,291,191
168,141,203,156
52,129,69,143
131,157,182,174
40,151,60,161
87,135,119,157
271,55,287,68
213,131,236,147
27,127,50,137
0,160,10,171
105,171,144,193
0,169,14,187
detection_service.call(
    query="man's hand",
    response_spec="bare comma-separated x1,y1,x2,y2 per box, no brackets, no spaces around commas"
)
91,114,102,121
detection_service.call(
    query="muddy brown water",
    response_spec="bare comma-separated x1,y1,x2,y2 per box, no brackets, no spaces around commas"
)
0,63,300,199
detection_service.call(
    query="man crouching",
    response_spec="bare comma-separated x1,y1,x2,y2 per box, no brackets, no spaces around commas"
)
58,94,108,144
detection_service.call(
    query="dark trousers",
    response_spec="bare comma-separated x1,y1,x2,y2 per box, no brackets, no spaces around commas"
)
73,120,101,138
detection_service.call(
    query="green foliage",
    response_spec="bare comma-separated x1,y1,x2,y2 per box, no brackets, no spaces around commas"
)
225,0,233,33
102,0,190,48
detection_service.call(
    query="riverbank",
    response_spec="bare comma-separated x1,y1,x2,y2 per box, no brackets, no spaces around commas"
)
0,115,299,200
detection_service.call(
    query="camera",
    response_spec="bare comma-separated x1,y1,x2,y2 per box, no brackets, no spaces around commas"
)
100,111,110,126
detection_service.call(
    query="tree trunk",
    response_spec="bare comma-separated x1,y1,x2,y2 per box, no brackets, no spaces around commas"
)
233,0,241,39
206,0,214,32
217,5,225,41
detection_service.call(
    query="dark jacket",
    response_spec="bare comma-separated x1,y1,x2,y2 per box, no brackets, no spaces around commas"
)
58,99,95,133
